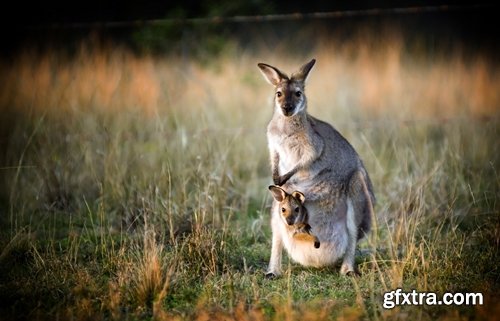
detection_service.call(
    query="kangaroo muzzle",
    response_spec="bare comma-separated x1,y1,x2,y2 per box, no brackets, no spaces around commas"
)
282,103,294,116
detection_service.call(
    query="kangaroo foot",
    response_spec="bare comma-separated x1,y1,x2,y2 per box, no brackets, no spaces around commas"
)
265,271,280,279
340,264,361,277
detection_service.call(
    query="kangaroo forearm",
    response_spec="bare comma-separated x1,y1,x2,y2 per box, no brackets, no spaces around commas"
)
277,166,298,186
281,143,322,184
272,152,280,184
272,168,281,185
278,155,315,185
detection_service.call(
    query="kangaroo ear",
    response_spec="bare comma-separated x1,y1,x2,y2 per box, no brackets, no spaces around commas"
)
258,63,289,86
268,185,286,202
292,191,306,204
291,59,316,82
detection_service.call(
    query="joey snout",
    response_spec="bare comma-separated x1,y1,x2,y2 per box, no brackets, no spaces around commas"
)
285,216,296,226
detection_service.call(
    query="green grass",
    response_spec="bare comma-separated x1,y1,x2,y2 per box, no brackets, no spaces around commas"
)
0,40,499,320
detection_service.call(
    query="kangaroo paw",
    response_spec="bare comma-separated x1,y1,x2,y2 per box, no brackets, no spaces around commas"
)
340,264,361,277
346,270,361,277
265,271,279,279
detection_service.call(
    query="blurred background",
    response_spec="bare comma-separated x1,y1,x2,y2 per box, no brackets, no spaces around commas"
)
1,1,498,116
2,1,498,112
1,1,498,195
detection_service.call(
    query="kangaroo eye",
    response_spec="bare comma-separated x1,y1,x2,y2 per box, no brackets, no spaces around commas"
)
295,91,302,97
276,91,282,98
294,207,299,213
281,207,286,213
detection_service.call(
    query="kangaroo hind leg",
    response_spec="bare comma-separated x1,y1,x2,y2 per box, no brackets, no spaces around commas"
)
341,170,375,276
340,197,358,276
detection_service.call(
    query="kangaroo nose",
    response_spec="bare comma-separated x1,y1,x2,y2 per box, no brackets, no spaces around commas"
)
286,218,295,225
283,104,293,115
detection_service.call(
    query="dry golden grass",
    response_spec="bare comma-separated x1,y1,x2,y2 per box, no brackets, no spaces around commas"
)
1,33,498,119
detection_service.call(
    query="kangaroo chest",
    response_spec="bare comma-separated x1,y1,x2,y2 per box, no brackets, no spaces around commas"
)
271,132,302,164
267,114,324,177
270,131,318,174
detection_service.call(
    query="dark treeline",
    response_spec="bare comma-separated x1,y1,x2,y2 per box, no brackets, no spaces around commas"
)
1,1,498,59
6,0,483,24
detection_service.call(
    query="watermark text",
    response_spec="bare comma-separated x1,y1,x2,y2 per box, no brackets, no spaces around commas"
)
383,289,483,309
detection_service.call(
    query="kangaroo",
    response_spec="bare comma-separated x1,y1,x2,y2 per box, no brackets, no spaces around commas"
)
258,59,375,278
268,185,320,249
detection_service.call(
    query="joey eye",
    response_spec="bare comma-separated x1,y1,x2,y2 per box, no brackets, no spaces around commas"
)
281,207,286,213
276,91,282,98
295,91,302,97
294,207,299,213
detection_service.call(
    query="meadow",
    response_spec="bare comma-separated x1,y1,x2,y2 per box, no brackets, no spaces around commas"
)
0,31,499,320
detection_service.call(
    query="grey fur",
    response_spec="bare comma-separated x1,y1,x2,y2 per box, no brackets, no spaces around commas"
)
259,59,376,277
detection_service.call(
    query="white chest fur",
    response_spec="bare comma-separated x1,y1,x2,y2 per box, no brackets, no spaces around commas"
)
267,128,319,175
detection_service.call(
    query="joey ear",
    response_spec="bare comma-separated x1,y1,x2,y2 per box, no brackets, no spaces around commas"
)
258,63,289,86
291,59,316,82
268,185,286,202
292,191,306,204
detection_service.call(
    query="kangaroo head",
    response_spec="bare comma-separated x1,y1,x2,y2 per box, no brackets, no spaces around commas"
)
258,59,316,117
268,185,307,226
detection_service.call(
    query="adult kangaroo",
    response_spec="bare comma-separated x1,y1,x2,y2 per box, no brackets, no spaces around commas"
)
258,59,375,277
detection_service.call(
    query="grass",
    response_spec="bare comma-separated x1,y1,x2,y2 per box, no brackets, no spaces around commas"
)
0,33,499,320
